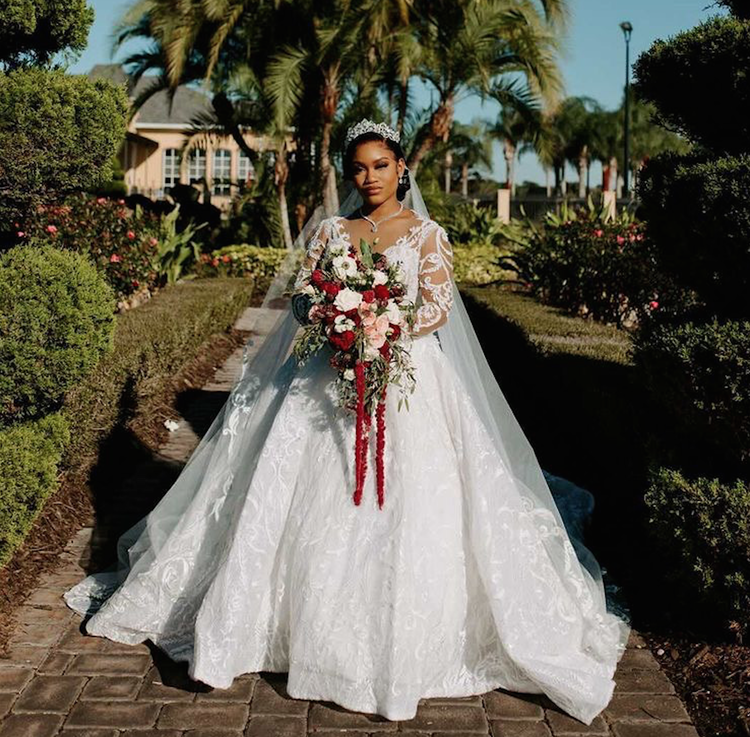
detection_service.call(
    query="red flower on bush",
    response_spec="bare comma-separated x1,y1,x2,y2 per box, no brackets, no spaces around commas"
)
593,229,603,237
46,224,58,234
126,230,136,240
221,254,231,263
110,253,121,263
329,330,355,351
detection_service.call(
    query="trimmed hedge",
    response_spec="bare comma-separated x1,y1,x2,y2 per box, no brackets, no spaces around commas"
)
0,243,116,425
0,413,70,567
60,277,255,471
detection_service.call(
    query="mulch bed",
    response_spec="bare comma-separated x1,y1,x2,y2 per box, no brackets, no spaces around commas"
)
640,628,750,737
0,290,265,656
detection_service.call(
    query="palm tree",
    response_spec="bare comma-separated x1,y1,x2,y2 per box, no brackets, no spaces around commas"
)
406,0,567,175
488,107,537,196
448,120,493,196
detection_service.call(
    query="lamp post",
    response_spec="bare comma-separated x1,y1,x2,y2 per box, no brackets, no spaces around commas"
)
620,21,633,199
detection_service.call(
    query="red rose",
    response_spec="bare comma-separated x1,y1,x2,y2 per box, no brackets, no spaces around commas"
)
311,269,324,285
323,282,341,297
362,289,376,303
344,307,359,318
389,324,401,340
374,285,390,300
379,342,391,358
330,330,355,351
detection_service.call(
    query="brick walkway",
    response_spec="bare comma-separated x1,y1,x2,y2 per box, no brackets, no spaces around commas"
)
0,307,699,737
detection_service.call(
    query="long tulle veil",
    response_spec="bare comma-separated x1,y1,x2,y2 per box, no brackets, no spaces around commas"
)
65,169,631,654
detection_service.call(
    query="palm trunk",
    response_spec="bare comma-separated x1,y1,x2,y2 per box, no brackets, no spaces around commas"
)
275,148,293,249
407,95,454,176
461,162,468,197
444,149,453,194
320,69,340,216
578,146,588,198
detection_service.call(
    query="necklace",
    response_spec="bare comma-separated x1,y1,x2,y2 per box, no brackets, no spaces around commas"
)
358,201,404,232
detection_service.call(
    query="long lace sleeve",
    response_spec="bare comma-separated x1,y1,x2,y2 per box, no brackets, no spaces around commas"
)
292,219,332,291
409,224,455,339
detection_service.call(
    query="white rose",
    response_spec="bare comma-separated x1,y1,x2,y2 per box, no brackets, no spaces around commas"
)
334,287,363,312
372,270,388,285
384,299,402,325
343,368,355,381
301,284,316,296
332,255,358,281
328,243,346,257
334,315,355,333
393,265,405,282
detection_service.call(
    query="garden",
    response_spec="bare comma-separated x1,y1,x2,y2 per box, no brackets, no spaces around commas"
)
1,0,749,734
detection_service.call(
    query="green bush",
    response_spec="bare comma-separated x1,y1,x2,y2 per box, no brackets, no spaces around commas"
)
632,318,750,476
500,198,659,327
0,243,115,425
196,244,288,293
0,412,70,568
23,195,163,299
441,201,506,247
0,67,128,231
453,244,510,286
636,150,750,320
60,278,255,472
632,15,750,155
644,466,750,635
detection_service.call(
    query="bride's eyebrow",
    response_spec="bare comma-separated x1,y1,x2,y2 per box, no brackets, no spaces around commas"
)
353,157,392,166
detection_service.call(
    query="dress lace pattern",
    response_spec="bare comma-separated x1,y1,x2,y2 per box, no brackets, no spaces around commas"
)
63,210,629,726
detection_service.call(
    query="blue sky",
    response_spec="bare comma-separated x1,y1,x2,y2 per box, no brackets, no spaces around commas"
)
69,0,727,185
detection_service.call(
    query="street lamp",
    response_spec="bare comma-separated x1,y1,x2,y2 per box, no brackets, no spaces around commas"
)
620,21,633,199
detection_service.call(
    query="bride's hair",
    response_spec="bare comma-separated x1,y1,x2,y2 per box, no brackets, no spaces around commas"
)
342,132,411,201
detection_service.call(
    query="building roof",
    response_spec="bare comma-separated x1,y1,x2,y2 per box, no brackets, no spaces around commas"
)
87,64,215,127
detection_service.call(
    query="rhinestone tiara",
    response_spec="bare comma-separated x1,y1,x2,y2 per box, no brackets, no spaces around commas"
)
344,118,401,147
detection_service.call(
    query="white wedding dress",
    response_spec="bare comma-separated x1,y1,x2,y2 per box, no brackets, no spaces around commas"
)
64,210,630,725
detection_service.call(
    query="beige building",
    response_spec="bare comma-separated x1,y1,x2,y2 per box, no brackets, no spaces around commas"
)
89,65,270,213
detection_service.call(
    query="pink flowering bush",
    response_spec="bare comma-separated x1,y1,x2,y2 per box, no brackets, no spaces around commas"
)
21,194,162,299
500,197,667,328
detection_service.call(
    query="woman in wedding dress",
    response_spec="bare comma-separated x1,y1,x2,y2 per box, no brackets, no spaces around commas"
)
63,118,631,725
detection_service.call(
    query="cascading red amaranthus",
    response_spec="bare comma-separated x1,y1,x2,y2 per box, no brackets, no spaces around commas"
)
352,359,388,509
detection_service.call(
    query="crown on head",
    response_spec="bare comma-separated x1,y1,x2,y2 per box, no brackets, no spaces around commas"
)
344,118,401,148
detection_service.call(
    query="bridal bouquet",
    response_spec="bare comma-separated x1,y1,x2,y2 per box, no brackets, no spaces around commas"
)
291,237,417,510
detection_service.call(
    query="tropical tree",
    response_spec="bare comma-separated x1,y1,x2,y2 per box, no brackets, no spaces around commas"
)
448,120,493,196
406,0,567,175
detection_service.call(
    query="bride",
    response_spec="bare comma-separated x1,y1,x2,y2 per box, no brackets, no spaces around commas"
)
63,118,631,725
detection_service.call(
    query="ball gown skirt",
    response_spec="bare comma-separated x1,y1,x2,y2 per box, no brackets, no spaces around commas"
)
63,325,630,725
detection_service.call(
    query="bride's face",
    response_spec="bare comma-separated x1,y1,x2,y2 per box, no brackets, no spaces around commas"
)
350,140,406,207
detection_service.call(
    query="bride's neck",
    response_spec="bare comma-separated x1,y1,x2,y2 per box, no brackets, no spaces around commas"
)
359,198,401,219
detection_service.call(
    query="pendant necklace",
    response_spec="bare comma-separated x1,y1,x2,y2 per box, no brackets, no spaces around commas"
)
359,201,404,232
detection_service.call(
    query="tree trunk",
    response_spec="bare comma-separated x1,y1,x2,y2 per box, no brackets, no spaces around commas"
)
578,146,588,199
275,148,293,249
444,149,453,194
461,162,468,197
545,166,551,197
320,69,340,216
407,95,454,176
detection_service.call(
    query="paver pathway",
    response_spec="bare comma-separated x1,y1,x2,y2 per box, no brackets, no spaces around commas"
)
0,306,699,737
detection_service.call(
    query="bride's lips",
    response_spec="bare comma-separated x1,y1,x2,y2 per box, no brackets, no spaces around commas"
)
364,187,382,194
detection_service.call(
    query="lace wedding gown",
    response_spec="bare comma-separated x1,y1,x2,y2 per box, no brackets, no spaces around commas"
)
64,211,630,725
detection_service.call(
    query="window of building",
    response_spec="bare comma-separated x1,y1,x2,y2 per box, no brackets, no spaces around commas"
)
212,149,232,196
237,150,255,186
163,148,180,193
188,148,206,185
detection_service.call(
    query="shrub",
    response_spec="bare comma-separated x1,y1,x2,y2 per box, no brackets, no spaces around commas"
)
644,466,750,636
636,150,750,321
22,195,162,298
453,244,509,286
0,243,115,425
196,244,288,293
632,15,750,155
441,201,506,247
0,67,128,232
0,412,70,568
632,318,750,477
500,198,659,327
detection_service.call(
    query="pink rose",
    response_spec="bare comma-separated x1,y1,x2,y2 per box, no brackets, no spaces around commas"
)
16,231,25,237
46,224,58,234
